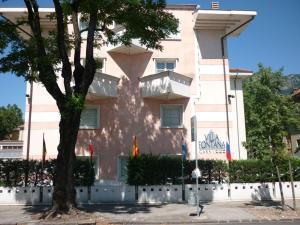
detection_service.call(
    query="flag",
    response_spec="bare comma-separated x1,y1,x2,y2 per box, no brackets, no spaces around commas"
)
89,143,94,159
226,142,231,161
42,133,47,167
132,136,139,158
182,143,187,160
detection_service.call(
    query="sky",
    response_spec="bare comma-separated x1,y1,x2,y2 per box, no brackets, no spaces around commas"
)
0,0,300,116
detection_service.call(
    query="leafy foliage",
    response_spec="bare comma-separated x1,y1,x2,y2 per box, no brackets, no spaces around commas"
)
127,154,300,185
229,157,300,183
0,0,178,209
0,104,23,140
127,154,228,185
0,158,94,187
243,64,300,159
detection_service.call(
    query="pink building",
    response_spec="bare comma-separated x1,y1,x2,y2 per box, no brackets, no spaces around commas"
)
1,4,256,184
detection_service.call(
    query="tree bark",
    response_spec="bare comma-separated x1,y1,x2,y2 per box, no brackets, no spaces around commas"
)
52,107,82,211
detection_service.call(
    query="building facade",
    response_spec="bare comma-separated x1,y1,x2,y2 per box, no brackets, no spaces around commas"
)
2,5,256,183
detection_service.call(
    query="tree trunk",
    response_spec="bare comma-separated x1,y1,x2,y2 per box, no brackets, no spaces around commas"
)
52,108,81,212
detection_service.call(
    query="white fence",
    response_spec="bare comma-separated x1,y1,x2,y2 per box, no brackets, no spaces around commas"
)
0,182,300,205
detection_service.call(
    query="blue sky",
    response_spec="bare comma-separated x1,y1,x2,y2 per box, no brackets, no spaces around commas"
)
0,0,300,116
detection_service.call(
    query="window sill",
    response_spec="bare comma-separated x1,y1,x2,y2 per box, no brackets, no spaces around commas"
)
160,126,184,129
162,38,181,41
79,127,99,130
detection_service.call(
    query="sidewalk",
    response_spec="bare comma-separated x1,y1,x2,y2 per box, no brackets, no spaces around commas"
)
0,200,300,224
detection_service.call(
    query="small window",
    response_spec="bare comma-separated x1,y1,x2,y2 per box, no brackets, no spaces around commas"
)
166,21,181,40
160,105,183,128
80,106,99,129
118,156,129,182
155,60,176,73
81,58,105,73
79,19,88,38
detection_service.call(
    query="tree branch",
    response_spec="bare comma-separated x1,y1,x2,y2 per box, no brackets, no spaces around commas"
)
53,0,72,97
70,2,84,91
24,0,64,105
81,10,97,94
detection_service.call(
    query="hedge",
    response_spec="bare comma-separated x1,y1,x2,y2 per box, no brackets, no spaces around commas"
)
127,154,228,185
229,157,300,183
127,154,300,185
0,158,95,187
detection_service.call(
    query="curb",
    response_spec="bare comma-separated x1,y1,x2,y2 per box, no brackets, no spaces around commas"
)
1,218,300,225
0,220,96,225
110,218,300,224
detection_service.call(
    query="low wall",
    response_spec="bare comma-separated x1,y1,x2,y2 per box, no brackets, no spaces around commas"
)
186,184,229,204
91,185,135,203
0,187,40,205
138,185,182,203
0,182,299,205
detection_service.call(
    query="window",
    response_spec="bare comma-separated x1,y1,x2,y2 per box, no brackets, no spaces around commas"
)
118,155,129,181
160,105,183,128
166,22,181,40
81,58,105,73
155,60,176,73
79,19,88,38
80,106,100,129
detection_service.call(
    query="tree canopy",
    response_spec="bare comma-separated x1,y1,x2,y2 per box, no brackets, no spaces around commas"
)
243,64,300,160
0,104,23,140
0,0,178,212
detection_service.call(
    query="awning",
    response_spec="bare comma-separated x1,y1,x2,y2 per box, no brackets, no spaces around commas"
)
0,8,56,38
194,10,257,36
107,38,152,55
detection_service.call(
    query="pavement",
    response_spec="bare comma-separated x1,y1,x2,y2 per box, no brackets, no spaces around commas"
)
0,200,300,225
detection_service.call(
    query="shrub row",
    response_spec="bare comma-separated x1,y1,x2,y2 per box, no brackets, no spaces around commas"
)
127,154,300,185
0,158,95,187
229,157,300,183
127,154,228,185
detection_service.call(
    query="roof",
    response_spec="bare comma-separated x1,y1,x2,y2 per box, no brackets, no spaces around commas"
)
230,68,253,73
229,68,253,79
292,88,300,102
166,4,197,10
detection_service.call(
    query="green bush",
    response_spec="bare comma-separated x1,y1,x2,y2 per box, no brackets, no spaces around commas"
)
0,158,95,187
127,154,228,185
127,154,300,185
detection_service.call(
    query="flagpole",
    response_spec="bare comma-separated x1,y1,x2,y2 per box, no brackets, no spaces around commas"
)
181,136,185,201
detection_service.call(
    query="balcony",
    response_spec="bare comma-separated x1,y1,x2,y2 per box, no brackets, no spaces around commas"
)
139,71,193,100
87,72,120,100
0,141,23,159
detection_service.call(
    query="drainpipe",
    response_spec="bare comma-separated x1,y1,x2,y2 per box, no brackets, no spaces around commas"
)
221,16,255,145
25,80,33,187
234,73,241,159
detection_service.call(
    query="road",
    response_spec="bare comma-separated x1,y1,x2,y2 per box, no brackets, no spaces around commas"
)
136,223,300,225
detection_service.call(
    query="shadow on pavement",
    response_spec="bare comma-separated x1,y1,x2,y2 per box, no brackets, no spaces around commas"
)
244,200,283,210
79,203,168,215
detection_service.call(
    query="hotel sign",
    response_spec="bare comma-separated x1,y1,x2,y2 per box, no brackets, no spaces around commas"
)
199,130,225,154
